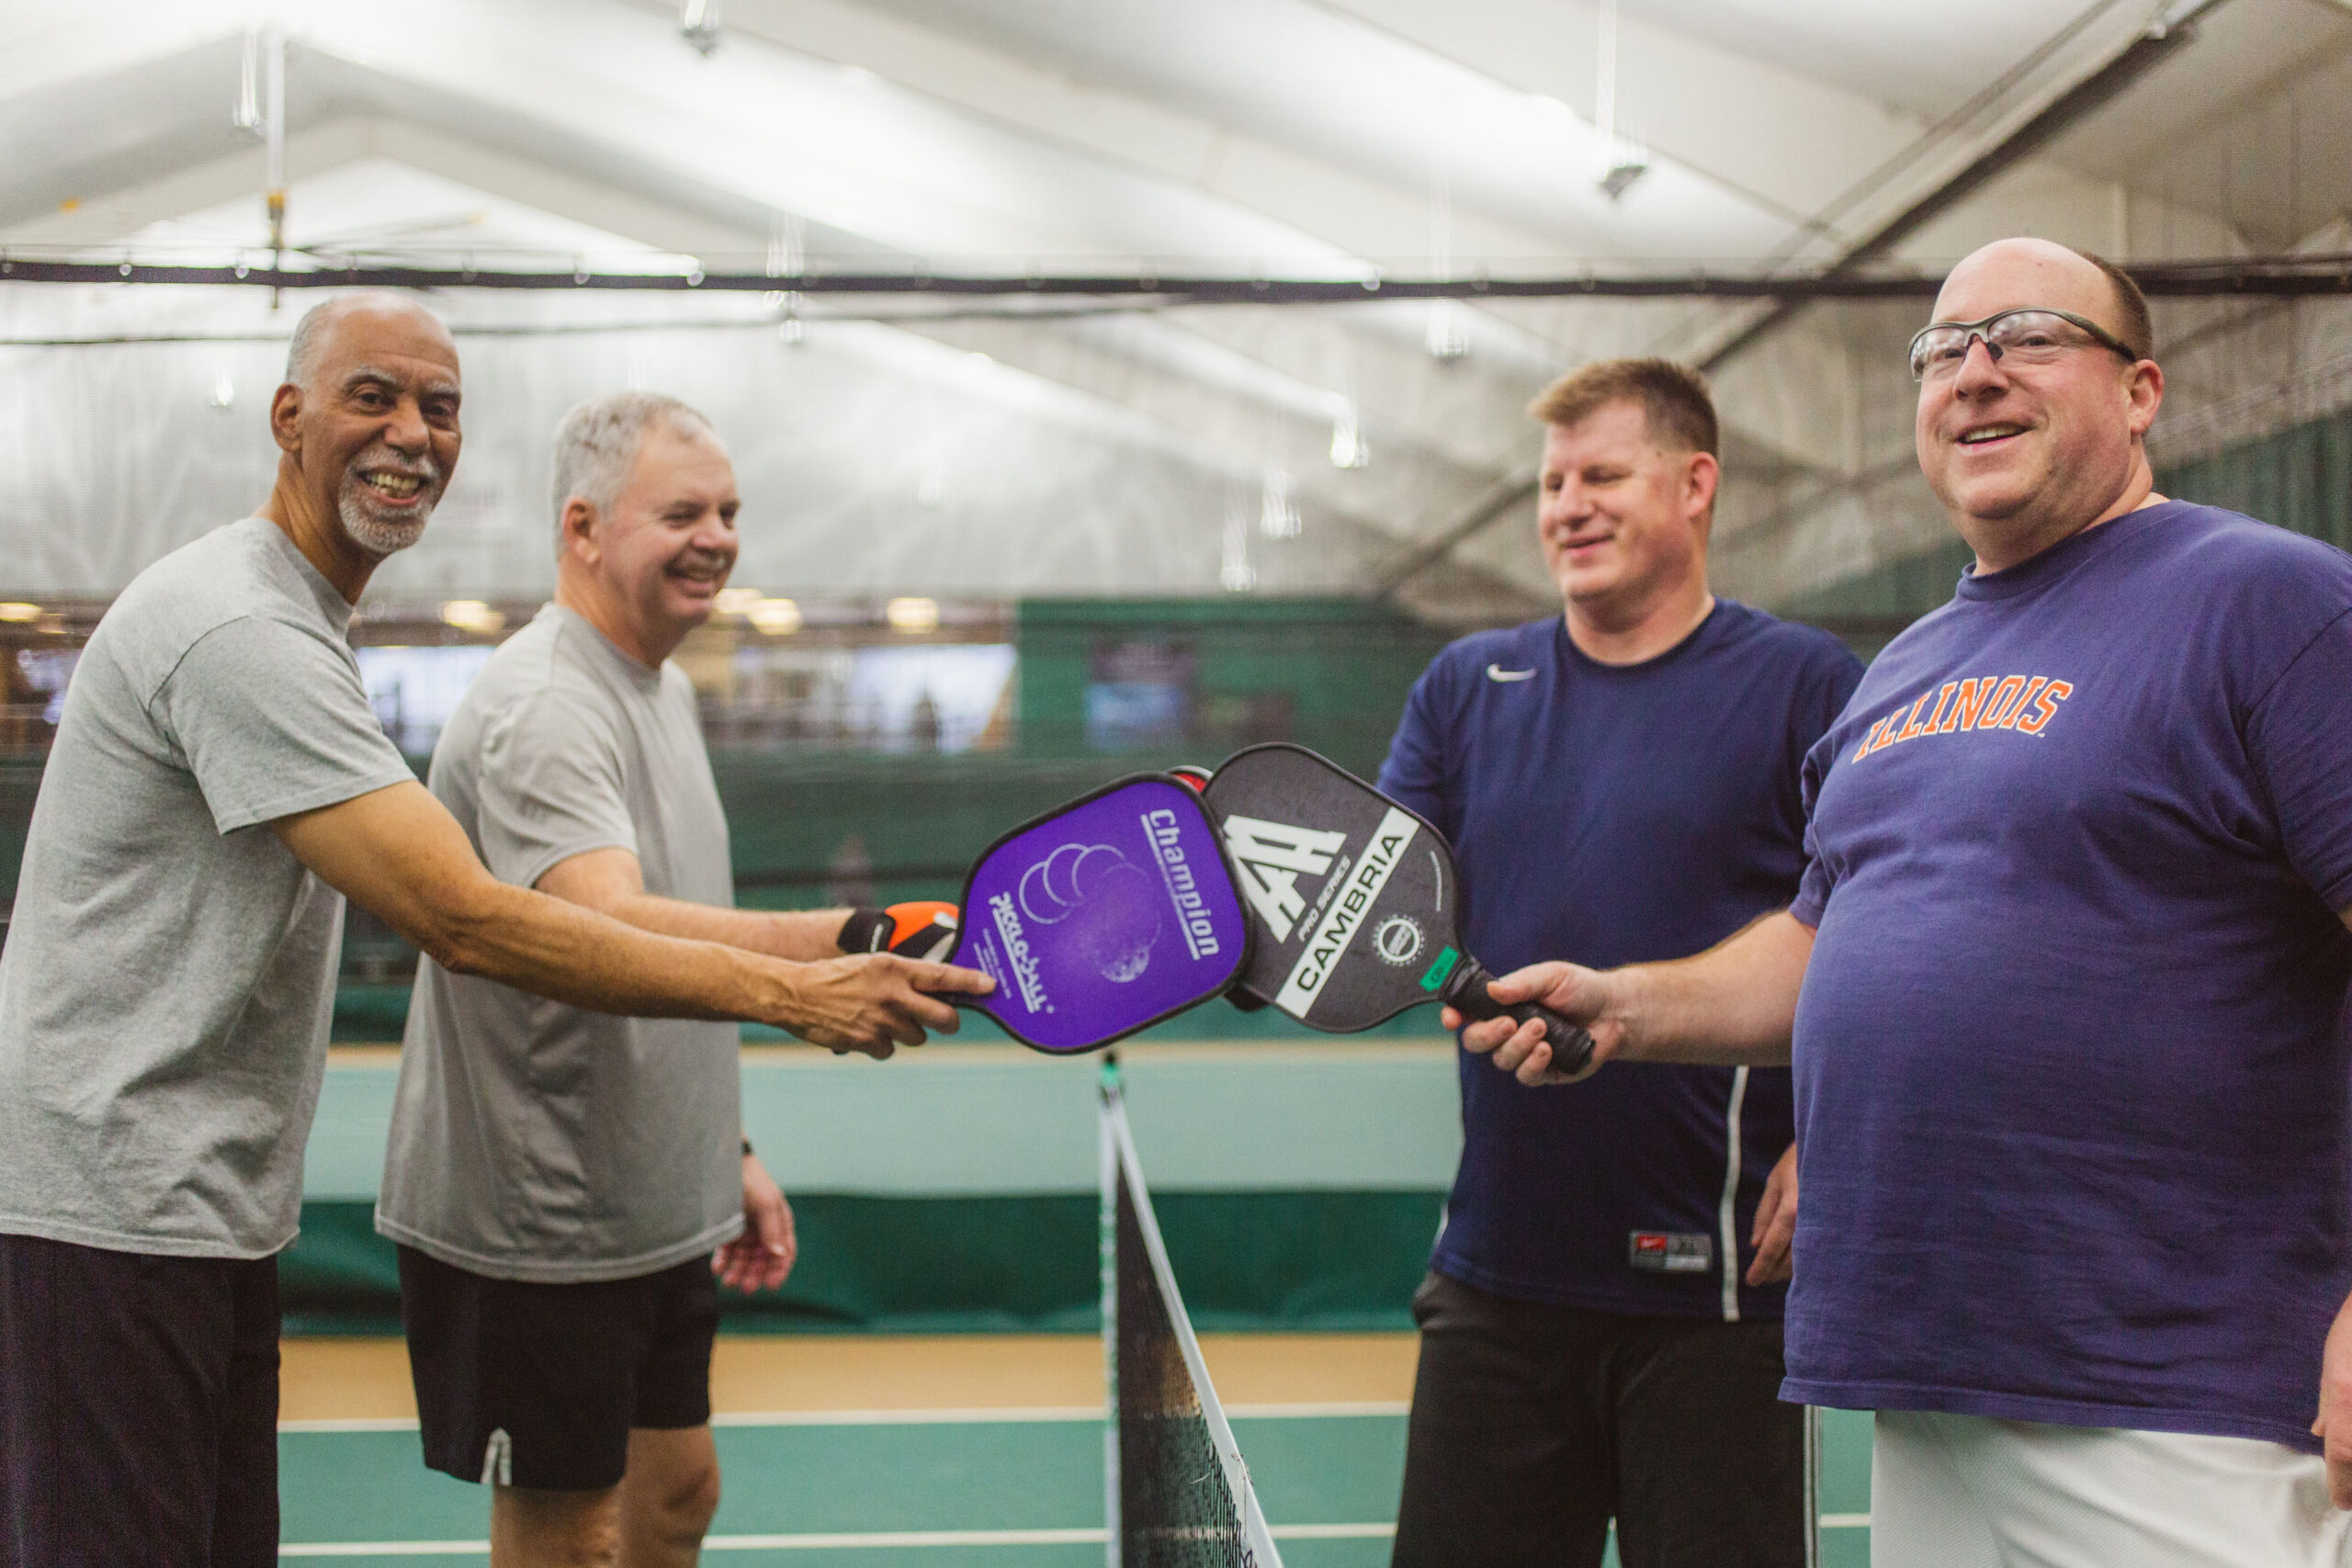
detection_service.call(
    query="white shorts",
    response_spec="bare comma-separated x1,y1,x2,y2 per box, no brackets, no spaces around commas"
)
1870,1410,2352,1568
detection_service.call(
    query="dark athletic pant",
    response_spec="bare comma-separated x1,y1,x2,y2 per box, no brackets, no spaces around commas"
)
0,1232,281,1568
1391,1272,1812,1568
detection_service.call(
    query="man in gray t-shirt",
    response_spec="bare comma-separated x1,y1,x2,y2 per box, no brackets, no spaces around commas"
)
0,298,988,1568
379,392,904,1563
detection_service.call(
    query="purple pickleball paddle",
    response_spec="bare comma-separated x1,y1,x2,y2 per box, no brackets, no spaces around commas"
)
946,773,1252,1053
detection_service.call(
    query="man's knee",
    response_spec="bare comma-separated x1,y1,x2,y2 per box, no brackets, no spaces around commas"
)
642,1455,720,1543
494,1485,622,1568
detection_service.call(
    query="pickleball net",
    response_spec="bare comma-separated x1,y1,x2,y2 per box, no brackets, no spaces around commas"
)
1100,1061,1284,1568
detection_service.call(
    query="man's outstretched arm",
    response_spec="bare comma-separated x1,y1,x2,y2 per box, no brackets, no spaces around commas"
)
1448,909,1815,1086
273,781,989,1054
537,846,857,962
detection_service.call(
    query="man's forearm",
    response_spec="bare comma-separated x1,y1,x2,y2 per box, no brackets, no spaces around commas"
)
435,877,796,1022
589,895,851,963
1612,910,1813,1066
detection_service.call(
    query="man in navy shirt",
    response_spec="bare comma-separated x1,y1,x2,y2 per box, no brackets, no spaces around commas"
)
1381,358,1860,1567
1468,240,2352,1564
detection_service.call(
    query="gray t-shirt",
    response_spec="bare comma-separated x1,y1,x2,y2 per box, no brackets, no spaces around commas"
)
376,604,741,1282
0,518,413,1258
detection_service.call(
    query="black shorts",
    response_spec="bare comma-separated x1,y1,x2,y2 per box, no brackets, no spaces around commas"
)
398,1246,719,1493
1391,1271,1813,1568
0,1232,281,1568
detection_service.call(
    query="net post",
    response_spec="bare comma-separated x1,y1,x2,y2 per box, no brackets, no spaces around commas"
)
1099,1051,1123,1568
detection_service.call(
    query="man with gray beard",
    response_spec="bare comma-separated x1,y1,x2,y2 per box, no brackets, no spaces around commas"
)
0,294,989,1568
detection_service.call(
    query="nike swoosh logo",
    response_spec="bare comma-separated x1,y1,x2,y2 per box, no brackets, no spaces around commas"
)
1486,665,1537,682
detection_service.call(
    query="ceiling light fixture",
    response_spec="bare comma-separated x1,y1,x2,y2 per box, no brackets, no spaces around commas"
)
1593,0,1650,202
439,600,505,635
713,587,762,616
1221,499,1258,593
1425,301,1471,362
748,598,802,635
680,0,721,56
886,597,940,634
0,603,42,623
1329,404,1369,470
1259,469,1301,539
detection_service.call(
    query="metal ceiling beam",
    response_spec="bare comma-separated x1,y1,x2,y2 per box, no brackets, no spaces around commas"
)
3,253,2345,299
1699,0,2238,373
1373,468,1541,599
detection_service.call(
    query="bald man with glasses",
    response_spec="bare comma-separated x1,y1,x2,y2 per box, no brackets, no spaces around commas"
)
1460,239,2352,1565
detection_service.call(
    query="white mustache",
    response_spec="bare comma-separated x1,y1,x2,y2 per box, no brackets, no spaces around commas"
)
349,446,441,486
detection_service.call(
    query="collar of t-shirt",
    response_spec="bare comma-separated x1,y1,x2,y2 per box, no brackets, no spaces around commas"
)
1952,499,2188,606
1555,597,1730,677
243,515,357,635
538,601,666,694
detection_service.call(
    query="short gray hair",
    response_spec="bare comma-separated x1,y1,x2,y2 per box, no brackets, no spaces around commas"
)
284,292,442,389
549,391,719,549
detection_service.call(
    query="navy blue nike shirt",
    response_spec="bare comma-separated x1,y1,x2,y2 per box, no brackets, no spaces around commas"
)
1380,602,1860,1319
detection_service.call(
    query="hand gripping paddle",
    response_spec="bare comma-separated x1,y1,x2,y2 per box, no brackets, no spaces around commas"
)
1200,742,1596,1074
944,773,1253,1054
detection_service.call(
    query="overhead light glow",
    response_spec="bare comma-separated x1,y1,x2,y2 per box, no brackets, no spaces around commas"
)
680,0,720,55
1329,404,1369,470
748,597,802,635
0,603,42,623
1425,301,1471,362
714,587,762,616
1259,469,1301,539
886,596,940,634
440,600,505,634
1221,499,1257,592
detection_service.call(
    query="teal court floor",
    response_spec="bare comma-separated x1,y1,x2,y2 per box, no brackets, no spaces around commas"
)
276,1336,1874,1564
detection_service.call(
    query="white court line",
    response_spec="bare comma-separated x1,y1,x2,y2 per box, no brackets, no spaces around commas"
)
282,1402,1408,1433
282,1517,1866,1555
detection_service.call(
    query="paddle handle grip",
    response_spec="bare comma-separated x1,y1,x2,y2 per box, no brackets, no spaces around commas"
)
1442,959,1597,1077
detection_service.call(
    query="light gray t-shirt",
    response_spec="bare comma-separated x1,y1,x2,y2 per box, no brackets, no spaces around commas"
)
376,603,741,1282
0,517,414,1258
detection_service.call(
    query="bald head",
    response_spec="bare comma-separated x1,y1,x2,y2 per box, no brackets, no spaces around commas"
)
1913,237,2165,573
285,293,457,391
1933,239,2153,361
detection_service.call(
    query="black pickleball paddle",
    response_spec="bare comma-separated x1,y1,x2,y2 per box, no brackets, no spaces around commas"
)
944,773,1253,1054
1199,743,1596,1074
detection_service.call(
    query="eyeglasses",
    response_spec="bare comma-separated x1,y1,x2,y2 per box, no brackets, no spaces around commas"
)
1907,308,2140,383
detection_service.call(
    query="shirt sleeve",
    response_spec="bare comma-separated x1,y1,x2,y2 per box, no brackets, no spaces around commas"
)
470,687,640,890
2246,603,2352,914
1787,732,1838,931
153,616,414,834
1376,656,1460,843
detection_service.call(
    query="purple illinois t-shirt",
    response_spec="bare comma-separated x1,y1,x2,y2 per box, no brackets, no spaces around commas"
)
1785,500,2352,1453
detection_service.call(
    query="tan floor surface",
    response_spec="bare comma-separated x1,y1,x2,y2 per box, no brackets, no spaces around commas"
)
280,1333,1419,1423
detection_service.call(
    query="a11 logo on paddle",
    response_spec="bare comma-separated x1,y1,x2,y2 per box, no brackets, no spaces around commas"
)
1218,815,1348,943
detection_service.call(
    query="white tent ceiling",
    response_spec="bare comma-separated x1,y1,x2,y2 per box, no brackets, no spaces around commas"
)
2,0,2348,615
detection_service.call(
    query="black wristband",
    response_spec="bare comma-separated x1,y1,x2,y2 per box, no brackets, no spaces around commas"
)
741,1134,753,1158
837,908,890,954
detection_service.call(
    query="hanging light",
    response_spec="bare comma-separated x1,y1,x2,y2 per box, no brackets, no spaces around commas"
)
1425,301,1471,362
1259,469,1301,539
887,597,941,634
440,601,505,635
1593,0,1650,201
680,0,721,55
1221,498,1258,592
748,598,802,635
1329,403,1369,470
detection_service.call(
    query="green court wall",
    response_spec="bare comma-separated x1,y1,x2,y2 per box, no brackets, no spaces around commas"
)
281,1191,1443,1336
